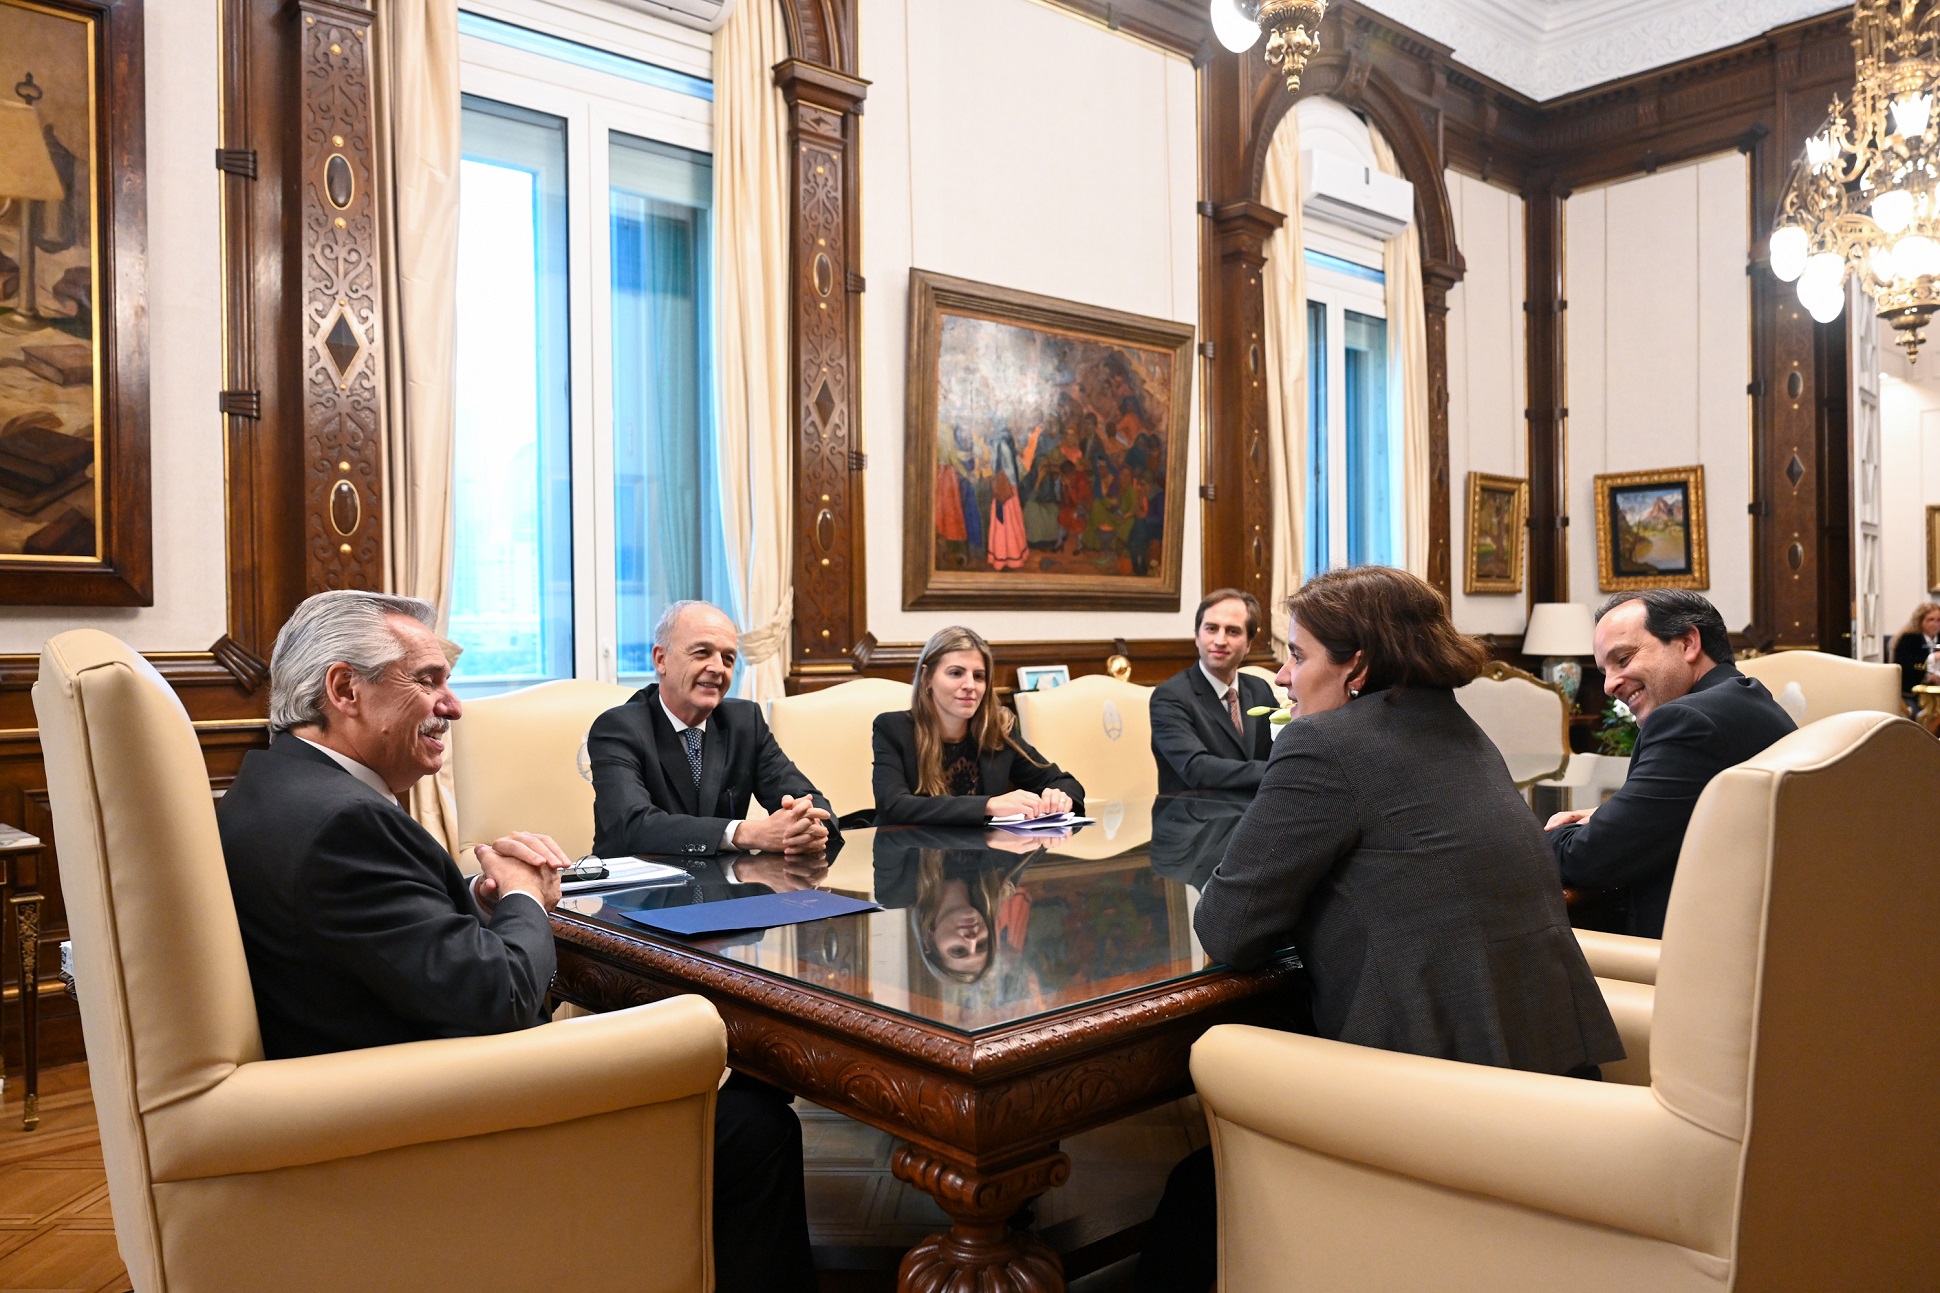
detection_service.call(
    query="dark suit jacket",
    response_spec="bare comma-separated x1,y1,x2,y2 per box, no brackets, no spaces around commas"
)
589,684,836,858
871,710,1085,826
218,735,557,1060
1195,686,1622,1076
1150,667,1277,793
1148,793,1252,890
1551,664,1796,939
1892,632,1937,693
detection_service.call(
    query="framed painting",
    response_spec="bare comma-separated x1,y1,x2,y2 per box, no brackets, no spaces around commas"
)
1464,471,1527,594
902,270,1194,610
1928,505,1940,593
1593,465,1709,592
0,0,149,605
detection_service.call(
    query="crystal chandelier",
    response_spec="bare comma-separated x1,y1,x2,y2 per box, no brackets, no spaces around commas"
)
1209,0,1330,94
1770,1,1940,359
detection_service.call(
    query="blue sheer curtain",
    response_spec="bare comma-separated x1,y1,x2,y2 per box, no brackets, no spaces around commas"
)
1344,309,1394,567
1305,300,1329,578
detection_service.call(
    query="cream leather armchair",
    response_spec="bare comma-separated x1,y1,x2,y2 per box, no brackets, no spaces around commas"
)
450,677,635,865
1737,648,1902,719
1192,710,1937,1291
766,676,911,819
35,631,726,1292
1012,672,1157,801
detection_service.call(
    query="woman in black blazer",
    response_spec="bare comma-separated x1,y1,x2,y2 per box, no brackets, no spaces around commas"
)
872,626,1085,826
1890,601,1940,697
1136,566,1622,1293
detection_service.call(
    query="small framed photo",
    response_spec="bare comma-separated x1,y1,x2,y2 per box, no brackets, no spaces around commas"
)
1927,505,1940,592
1464,472,1528,595
1015,664,1071,692
1593,465,1709,592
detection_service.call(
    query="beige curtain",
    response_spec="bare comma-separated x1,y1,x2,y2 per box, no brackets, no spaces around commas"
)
374,0,463,853
1260,107,1308,654
1368,125,1432,579
715,0,794,703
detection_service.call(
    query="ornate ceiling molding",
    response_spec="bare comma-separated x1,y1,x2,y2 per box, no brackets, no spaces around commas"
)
1355,0,1845,101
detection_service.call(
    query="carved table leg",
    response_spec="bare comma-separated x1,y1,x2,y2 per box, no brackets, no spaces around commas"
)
891,1142,1072,1293
11,892,40,1131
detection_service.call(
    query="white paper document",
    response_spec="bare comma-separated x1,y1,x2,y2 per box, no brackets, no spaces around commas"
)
986,811,1096,832
561,857,692,893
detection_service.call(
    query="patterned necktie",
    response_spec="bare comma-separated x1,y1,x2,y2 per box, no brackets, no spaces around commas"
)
1226,684,1244,735
681,726,704,786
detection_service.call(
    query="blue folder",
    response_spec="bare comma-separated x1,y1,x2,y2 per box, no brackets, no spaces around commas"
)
617,890,880,937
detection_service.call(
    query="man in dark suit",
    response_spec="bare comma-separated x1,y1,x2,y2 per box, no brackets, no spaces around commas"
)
1547,589,1797,939
590,600,837,859
1150,588,1278,793
219,591,816,1293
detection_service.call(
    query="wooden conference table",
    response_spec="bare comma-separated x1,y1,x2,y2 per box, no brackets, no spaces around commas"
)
548,794,1300,1293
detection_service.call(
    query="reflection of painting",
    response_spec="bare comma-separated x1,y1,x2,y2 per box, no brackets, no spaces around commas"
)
1464,471,1527,594
0,0,97,561
903,271,1194,610
1594,466,1709,592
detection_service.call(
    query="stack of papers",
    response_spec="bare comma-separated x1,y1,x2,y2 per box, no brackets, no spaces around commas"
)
561,857,691,893
987,810,1095,833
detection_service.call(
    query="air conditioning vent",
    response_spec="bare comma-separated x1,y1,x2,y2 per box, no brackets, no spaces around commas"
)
605,0,737,33
1300,149,1414,241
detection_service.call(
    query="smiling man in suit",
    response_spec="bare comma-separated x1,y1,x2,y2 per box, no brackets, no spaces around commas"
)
1151,588,1278,794
589,600,837,859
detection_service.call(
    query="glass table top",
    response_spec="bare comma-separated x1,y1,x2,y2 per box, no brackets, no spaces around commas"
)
559,794,1262,1036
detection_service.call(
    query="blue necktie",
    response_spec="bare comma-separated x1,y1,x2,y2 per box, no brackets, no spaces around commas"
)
681,726,703,787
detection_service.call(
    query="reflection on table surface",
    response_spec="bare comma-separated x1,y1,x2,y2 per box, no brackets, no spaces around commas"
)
559,794,1258,1036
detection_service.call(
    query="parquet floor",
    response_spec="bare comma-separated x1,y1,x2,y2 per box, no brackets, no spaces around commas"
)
0,1064,129,1293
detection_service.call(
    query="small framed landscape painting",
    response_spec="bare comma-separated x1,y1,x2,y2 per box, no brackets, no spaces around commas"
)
1593,465,1709,592
1927,505,1940,593
902,270,1195,611
1014,664,1070,692
1464,471,1527,595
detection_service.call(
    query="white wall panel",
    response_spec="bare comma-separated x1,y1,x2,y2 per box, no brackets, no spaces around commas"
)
1879,351,1940,631
1445,171,1528,635
0,0,227,652
859,0,1202,644
1564,153,1752,631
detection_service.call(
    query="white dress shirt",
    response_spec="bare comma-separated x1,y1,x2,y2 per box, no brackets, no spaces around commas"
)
658,698,744,853
1199,661,1245,712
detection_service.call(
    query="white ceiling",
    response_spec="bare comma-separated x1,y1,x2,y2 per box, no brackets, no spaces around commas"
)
1353,0,1848,102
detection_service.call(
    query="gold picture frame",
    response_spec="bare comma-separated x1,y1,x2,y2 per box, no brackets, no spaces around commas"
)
1928,505,1940,592
1464,471,1528,594
1593,465,1709,592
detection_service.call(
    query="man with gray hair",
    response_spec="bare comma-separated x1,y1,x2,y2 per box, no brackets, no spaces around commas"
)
1544,589,1795,938
589,599,836,858
219,589,570,1059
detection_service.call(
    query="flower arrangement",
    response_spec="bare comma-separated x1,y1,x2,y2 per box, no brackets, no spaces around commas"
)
1595,698,1639,757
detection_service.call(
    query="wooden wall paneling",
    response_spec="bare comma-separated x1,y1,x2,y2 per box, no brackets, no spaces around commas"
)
296,1,385,594
1523,179,1568,605
1204,201,1282,610
846,635,1202,695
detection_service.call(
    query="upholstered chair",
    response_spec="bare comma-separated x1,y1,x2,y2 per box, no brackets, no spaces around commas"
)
1576,926,1660,985
35,630,726,1292
1012,672,1157,801
765,675,913,819
1736,648,1902,720
1239,663,1285,702
449,677,635,867
1453,661,1571,787
1191,710,1937,1291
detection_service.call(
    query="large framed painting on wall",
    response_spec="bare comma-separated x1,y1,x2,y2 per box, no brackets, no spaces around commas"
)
0,0,149,605
1463,471,1527,595
902,270,1194,611
1593,465,1709,592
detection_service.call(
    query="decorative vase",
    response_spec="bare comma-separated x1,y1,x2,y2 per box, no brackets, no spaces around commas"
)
1542,657,1583,704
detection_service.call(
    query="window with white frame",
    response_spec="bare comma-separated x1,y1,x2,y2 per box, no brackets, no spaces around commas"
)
449,10,734,696
1303,246,1398,576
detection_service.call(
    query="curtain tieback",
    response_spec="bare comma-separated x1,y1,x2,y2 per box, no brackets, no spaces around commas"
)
739,588,794,664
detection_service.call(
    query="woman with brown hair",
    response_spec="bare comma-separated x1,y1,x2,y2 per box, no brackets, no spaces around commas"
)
1135,567,1620,1293
871,626,1085,826
1889,601,1940,698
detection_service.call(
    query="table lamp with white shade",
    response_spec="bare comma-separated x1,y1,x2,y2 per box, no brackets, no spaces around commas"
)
1522,602,1597,704
0,98,66,335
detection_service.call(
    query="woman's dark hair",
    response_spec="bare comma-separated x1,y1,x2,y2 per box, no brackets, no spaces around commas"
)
1283,566,1490,691
1595,589,1732,665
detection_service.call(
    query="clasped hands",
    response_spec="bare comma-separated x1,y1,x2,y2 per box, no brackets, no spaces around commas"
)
986,787,1073,820
737,794,832,856
475,831,573,911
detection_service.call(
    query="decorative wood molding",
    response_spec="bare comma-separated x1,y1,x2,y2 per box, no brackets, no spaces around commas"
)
1202,201,1283,610
838,633,1202,692
1523,178,1569,605
207,634,270,692
297,1,384,594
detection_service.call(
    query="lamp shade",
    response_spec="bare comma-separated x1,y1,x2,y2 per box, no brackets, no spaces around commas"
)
1522,603,1596,657
0,103,62,203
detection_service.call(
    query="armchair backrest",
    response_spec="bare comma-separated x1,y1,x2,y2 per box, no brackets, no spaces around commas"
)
765,677,912,819
1453,661,1570,786
1652,711,1937,1283
1735,649,1903,718
33,630,264,1291
1012,673,1157,801
1239,663,1286,705
449,678,635,864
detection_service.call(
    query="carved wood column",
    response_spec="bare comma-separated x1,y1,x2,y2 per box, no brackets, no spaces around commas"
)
1523,178,1569,607
297,1,385,595
1423,265,1458,599
775,59,867,681
1204,201,1285,613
